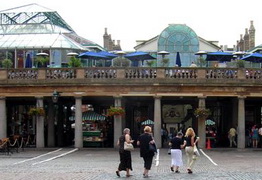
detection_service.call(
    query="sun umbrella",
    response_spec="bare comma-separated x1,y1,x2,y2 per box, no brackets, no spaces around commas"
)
25,54,32,68
78,52,108,59
241,52,262,63
206,51,233,62
124,51,156,61
97,51,117,59
175,52,181,67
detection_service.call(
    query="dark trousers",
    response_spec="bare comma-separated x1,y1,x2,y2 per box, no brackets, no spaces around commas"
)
143,155,153,170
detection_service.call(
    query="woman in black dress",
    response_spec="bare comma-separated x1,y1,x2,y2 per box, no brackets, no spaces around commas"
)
137,126,155,178
116,128,134,177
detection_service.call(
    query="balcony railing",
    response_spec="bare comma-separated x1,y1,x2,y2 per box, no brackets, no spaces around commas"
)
1,67,261,84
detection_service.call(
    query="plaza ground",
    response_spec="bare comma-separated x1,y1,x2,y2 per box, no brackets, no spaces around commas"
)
0,148,262,180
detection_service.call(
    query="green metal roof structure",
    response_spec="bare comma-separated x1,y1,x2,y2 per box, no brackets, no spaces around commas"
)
0,3,104,51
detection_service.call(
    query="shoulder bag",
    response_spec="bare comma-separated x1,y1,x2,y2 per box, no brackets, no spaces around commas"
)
124,141,134,151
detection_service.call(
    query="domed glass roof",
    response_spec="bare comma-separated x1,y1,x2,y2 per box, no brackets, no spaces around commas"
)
158,24,199,67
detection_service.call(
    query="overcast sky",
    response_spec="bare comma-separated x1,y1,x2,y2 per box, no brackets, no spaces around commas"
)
1,0,261,51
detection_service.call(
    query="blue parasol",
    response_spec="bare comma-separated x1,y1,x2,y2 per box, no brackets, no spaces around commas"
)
241,52,262,63
176,52,181,67
25,54,32,68
124,51,156,61
97,51,117,60
78,52,109,59
206,51,233,62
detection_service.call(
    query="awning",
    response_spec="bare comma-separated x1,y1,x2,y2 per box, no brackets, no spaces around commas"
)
141,119,154,125
69,111,106,121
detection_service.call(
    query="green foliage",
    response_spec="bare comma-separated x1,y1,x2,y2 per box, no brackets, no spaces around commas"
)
236,59,245,68
1,59,13,69
146,60,155,67
28,107,45,116
107,106,125,116
112,57,131,67
162,58,169,66
35,56,49,66
68,57,82,67
196,56,207,67
194,108,211,118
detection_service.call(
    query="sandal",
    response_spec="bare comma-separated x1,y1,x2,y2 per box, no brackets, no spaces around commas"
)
170,167,174,172
175,170,180,173
187,169,193,174
116,171,120,177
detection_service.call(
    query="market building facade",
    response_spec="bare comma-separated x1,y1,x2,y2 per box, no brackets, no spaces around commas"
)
0,4,261,150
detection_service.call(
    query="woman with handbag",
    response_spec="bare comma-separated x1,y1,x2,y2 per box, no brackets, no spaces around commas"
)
116,128,134,177
184,127,200,174
137,126,155,178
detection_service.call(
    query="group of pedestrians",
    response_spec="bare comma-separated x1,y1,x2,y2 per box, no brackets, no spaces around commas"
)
116,126,200,178
245,124,262,148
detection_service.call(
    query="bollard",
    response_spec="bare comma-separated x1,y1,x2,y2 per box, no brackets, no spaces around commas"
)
206,138,211,149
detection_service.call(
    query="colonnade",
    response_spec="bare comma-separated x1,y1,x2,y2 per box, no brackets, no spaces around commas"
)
0,95,247,149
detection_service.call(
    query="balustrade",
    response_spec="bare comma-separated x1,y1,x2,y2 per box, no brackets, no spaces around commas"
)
46,69,76,79
125,68,157,79
165,68,197,79
85,68,116,78
205,69,237,79
8,69,38,79
4,67,262,84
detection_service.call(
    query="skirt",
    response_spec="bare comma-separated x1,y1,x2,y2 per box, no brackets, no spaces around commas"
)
171,149,183,167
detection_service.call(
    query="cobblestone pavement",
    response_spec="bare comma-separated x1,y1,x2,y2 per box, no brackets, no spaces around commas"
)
0,148,262,180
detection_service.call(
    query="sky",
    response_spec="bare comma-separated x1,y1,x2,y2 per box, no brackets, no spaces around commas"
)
1,0,262,51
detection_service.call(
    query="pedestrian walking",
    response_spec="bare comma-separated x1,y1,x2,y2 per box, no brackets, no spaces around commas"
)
169,132,186,173
259,125,262,148
116,128,134,177
184,127,200,174
137,126,156,178
228,127,237,147
251,125,259,148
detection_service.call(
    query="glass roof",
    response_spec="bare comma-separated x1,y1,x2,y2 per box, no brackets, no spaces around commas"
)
0,33,86,50
158,24,199,67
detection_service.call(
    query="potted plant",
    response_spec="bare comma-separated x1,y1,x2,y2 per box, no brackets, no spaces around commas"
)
68,57,82,67
35,56,49,67
162,58,169,66
236,59,245,68
194,108,210,119
28,107,45,116
1,59,13,69
107,106,125,116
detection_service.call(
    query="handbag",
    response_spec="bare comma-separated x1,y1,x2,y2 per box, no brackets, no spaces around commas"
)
168,148,171,155
193,145,200,157
149,143,157,153
124,141,134,151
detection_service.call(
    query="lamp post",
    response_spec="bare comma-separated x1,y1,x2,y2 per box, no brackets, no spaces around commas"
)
157,51,169,67
52,90,60,103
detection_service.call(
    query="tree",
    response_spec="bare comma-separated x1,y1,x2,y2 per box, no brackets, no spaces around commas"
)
35,56,49,67
1,59,13,69
196,56,207,67
68,57,82,67
112,57,131,67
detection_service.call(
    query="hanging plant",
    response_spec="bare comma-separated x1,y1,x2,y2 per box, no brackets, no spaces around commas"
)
107,106,125,116
28,107,45,116
194,108,210,119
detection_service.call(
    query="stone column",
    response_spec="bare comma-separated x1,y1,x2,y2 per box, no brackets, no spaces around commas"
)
154,96,161,148
198,96,206,149
238,96,245,149
47,101,55,147
74,96,83,148
114,96,123,148
36,97,45,148
0,97,7,139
